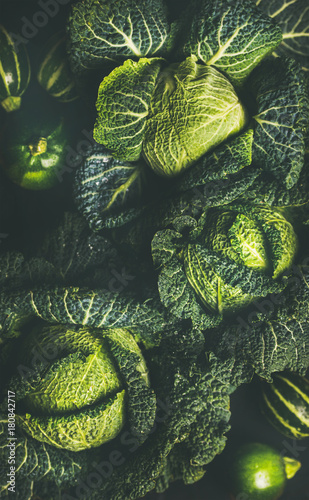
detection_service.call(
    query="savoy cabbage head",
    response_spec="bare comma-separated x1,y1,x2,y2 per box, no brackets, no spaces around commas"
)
151,204,298,328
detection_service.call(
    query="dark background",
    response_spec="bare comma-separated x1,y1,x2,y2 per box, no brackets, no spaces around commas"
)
0,1,308,499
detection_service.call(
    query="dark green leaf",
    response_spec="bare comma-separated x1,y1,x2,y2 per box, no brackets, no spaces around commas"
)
249,57,309,188
175,0,282,85
74,145,149,230
67,0,171,76
256,0,309,71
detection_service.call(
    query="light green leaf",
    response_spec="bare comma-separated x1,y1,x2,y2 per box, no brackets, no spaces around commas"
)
17,391,125,451
247,205,298,278
94,58,162,161
21,326,122,413
175,0,282,85
143,56,247,177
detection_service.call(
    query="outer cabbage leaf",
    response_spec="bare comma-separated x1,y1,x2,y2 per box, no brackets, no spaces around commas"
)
157,257,222,329
174,0,282,86
0,252,56,290
205,265,309,384
0,286,167,356
256,0,309,71
37,212,121,285
93,58,162,161
249,57,309,188
73,144,151,230
66,0,172,76
240,163,309,208
0,422,89,500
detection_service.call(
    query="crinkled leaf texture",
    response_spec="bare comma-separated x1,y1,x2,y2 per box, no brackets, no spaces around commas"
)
249,57,309,189
73,145,150,230
205,265,309,385
256,0,309,71
174,0,282,85
66,0,172,76
0,286,166,350
94,58,162,161
240,157,309,208
143,56,247,176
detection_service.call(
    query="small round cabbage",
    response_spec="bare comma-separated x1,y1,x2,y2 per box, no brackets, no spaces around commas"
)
183,205,298,314
143,56,248,177
14,325,149,452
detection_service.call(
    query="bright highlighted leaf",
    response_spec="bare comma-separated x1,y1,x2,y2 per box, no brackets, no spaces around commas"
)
256,0,309,71
249,57,309,189
175,0,282,85
67,0,171,75
94,58,161,161
143,56,247,177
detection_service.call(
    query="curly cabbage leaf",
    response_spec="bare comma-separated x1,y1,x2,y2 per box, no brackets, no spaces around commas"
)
0,286,166,353
206,265,309,384
249,57,309,189
0,424,88,500
143,56,247,176
66,0,172,76
240,163,309,208
174,0,282,85
0,213,130,290
73,144,151,231
93,58,162,161
256,0,309,71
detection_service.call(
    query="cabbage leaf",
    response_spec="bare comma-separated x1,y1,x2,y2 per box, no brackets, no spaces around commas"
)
256,0,309,71
249,57,309,188
66,0,172,76
175,0,282,85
